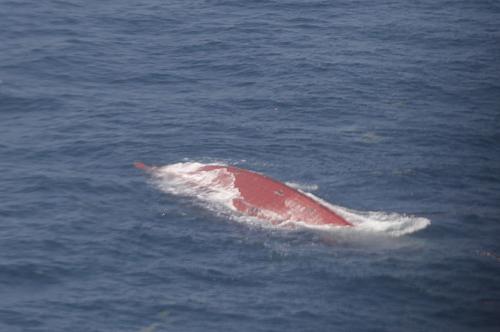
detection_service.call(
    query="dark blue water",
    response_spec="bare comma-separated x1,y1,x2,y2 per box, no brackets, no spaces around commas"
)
1,0,499,331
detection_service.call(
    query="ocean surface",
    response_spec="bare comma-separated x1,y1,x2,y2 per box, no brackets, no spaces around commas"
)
1,0,499,331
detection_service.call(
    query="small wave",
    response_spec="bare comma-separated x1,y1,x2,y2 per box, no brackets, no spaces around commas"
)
285,182,319,192
148,162,430,237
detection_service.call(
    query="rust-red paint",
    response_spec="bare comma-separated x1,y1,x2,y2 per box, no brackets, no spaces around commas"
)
135,162,351,227
200,165,352,226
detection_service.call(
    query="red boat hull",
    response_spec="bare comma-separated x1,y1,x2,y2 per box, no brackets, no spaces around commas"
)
135,162,352,227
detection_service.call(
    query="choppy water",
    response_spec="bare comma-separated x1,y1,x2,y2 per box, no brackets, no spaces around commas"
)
1,0,499,331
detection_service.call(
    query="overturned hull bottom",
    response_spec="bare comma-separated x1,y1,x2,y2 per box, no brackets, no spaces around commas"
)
134,162,352,227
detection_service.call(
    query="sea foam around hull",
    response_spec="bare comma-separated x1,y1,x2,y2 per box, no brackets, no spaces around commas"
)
150,162,430,237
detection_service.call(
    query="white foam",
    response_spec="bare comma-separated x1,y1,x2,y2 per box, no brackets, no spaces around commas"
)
303,193,431,237
285,182,319,192
152,162,240,212
149,162,431,237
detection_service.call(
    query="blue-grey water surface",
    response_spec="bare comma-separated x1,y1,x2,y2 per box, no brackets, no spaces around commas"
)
1,0,499,331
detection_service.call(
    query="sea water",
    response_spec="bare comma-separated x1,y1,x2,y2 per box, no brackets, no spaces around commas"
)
1,1,499,331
